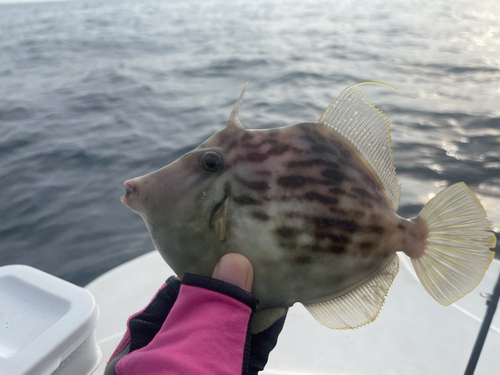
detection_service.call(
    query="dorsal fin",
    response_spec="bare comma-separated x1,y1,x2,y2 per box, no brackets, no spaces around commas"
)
318,83,400,210
304,254,399,329
227,82,248,130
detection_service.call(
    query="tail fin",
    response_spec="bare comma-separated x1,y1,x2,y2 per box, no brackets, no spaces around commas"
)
413,182,496,306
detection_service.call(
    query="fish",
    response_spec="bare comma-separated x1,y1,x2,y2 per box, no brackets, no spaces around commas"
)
121,82,496,333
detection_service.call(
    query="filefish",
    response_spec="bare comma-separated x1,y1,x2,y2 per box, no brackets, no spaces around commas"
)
121,82,496,332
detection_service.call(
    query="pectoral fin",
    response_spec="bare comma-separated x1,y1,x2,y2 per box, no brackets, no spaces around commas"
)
304,254,399,330
209,196,229,241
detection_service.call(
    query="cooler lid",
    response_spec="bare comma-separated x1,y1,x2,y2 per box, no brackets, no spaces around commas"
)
0,265,99,375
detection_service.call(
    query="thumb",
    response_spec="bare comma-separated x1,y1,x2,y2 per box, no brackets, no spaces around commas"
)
212,253,254,293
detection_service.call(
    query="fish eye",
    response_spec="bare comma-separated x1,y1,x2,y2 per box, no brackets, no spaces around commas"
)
200,151,224,172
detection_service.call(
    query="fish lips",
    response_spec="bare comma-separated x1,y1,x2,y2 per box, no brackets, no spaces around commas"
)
120,179,144,214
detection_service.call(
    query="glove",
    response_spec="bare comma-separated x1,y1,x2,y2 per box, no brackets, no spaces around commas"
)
105,254,287,375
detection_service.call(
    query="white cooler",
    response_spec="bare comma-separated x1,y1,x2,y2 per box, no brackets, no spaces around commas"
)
0,265,101,375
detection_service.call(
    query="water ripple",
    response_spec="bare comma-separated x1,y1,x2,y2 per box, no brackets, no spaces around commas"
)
1,0,499,285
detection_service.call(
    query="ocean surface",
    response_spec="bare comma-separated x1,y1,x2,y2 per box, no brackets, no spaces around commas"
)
1,0,499,287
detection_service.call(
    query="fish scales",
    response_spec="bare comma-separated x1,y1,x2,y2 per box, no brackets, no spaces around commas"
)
121,83,496,331
209,123,404,307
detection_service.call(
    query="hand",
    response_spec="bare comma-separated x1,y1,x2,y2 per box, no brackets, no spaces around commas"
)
105,253,284,375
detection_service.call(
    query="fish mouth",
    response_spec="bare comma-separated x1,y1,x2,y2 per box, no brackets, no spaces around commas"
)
120,180,140,211
120,193,132,208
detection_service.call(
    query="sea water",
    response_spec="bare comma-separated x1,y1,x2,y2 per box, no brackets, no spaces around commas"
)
1,0,499,286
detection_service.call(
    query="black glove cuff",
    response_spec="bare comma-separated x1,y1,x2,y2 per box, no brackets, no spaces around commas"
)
128,276,181,352
249,312,287,374
182,273,259,312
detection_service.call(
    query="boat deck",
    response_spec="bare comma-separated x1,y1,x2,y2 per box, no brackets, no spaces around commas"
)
86,252,500,374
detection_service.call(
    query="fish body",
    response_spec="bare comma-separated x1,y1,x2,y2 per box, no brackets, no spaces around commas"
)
122,83,496,330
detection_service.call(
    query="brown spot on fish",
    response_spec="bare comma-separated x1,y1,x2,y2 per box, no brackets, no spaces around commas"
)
360,200,372,208
349,209,365,218
299,124,318,141
277,175,308,188
363,174,378,191
360,242,373,250
251,211,269,221
302,135,317,145
329,187,346,195
310,244,346,254
294,255,312,264
300,130,317,145
277,175,334,188
245,181,269,191
235,176,269,191
359,242,374,258
340,149,351,160
329,207,348,216
329,246,346,254
338,220,358,233
304,191,338,204
311,217,357,232
263,139,278,144
398,222,406,231
287,159,340,169
242,143,262,149
268,130,278,137
352,188,372,199
233,196,260,205
277,175,340,188
309,244,321,252
327,234,350,244
241,132,253,141
276,226,297,238
353,187,383,205
311,144,337,155
247,153,267,162
267,145,291,156
286,176,334,188
314,231,327,239
227,140,238,151
368,225,384,234
321,169,345,183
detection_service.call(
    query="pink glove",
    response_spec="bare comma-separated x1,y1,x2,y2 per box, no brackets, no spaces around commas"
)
105,254,285,375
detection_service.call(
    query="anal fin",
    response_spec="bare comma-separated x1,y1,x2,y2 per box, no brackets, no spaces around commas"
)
304,254,399,330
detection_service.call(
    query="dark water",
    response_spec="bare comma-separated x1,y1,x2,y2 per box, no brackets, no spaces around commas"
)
1,0,499,286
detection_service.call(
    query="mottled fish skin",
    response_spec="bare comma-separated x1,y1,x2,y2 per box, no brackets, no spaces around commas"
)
123,121,410,308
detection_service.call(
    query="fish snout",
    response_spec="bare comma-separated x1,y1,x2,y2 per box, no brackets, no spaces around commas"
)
120,178,145,213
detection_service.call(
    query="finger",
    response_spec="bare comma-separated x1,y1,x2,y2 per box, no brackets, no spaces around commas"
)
212,253,254,292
